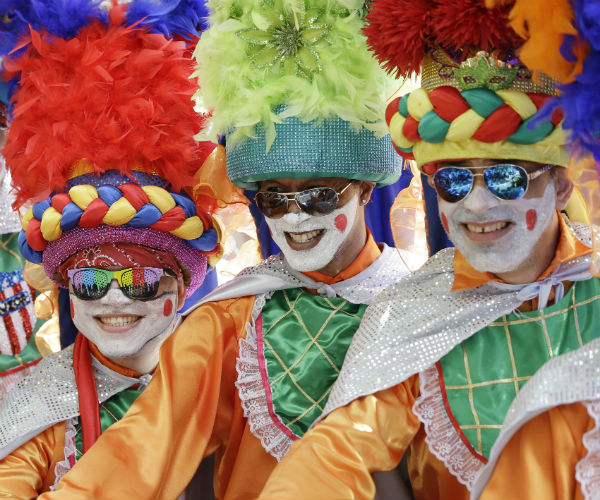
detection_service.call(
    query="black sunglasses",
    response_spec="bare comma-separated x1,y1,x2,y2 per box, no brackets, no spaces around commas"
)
432,164,554,203
254,181,355,218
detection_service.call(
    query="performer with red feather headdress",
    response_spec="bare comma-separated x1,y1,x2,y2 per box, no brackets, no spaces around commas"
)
0,0,224,496
251,1,600,499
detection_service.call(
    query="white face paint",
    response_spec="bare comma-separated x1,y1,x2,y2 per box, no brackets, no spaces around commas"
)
70,278,179,360
439,181,557,273
265,194,359,272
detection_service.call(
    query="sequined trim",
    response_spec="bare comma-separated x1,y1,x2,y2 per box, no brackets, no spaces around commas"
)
0,165,22,235
471,337,600,499
234,246,411,460
51,417,77,490
576,400,600,500
0,363,38,401
235,292,294,461
413,366,485,490
0,347,144,459
320,222,593,420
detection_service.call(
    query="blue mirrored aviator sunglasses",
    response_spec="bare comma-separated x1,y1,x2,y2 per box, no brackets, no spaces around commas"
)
432,163,554,203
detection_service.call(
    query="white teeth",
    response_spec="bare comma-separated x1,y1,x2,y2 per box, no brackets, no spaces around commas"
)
98,316,140,327
287,229,323,243
466,222,509,233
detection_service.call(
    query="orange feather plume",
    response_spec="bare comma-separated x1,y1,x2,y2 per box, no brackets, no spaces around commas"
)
486,0,586,82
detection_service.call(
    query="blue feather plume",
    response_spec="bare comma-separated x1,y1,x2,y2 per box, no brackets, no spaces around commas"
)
544,0,600,169
126,0,209,41
0,0,107,56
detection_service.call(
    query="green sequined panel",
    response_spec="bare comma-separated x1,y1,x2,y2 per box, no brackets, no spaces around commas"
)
75,388,142,458
440,277,600,459
261,288,366,437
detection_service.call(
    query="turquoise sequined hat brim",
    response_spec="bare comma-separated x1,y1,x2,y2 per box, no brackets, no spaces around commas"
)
226,115,404,189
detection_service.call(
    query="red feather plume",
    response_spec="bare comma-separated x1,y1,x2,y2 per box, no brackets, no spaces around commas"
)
365,0,525,78
364,0,434,78
431,0,523,55
4,7,214,208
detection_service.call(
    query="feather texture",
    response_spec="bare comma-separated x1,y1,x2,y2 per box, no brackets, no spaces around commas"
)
365,0,523,77
126,0,209,41
363,0,432,78
194,0,399,148
4,10,213,207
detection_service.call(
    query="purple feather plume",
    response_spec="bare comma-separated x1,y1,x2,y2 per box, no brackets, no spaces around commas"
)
126,0,210,41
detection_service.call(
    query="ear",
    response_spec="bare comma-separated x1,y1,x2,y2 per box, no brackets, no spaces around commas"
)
176,277,186,310
553,167,574,210
358,181,376,205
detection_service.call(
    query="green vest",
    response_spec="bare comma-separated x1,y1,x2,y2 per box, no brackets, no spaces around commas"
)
440,277,600,459
260,288,367,437
74,388,142,459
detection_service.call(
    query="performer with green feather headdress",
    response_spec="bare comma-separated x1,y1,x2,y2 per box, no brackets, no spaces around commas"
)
37,0,422,498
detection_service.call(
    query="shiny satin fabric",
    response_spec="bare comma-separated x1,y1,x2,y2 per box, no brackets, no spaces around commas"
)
41,297,253,500
261,289,366,436
260,377,422,500
74,389,142,457
440,277,600,459
480,403,592,500
0,421,66,499
259,379,593,500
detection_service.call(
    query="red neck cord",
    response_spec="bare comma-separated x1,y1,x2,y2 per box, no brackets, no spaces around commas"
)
73,334,101,454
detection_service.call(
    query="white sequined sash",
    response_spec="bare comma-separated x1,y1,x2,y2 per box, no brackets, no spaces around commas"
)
320,222,593,420
233,245,413,460
0,346,147,459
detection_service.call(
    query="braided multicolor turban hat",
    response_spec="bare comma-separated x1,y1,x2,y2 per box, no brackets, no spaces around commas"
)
365,0,569,172
192,0,404,189
1,0,223,295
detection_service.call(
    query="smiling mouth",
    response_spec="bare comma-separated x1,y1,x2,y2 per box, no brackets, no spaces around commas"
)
284,229,324,250
95,315,142,332
465,221,510,233
462,221,512,242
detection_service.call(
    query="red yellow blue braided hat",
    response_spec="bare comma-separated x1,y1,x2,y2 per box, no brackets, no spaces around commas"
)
0,0,222,295
364,0,569,173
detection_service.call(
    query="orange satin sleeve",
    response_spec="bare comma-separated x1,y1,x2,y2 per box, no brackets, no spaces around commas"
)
481,403,594,500
40,296,255,500
0,422,65,498
407,426,470,500
259,376,421,500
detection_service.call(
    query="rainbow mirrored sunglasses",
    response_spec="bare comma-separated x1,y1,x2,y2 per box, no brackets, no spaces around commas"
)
67,267,170,301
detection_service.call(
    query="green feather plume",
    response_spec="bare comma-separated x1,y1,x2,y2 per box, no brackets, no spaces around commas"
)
193,0,399,150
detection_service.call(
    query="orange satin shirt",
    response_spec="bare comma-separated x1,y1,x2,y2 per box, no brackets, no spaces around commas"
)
0,345,145,498
41,234,382,500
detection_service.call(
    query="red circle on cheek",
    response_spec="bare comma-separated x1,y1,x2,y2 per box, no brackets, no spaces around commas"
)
441,213,449,233
334,214,348,232
526,209,537,231
70,299,74,318
163,298,173,317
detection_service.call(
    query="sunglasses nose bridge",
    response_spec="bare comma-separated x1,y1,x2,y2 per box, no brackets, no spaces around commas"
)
100,280,134,302
462,183,502,212
286,195,302,214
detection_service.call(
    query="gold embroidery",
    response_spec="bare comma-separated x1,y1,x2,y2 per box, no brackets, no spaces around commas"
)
461,343,483,454
263,336,323,411
501,315,520,394
572,283,584,347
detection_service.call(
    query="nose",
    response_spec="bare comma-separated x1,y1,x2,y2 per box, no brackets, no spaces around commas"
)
462,183,500,214
286,197,301,214
100,280,133,303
